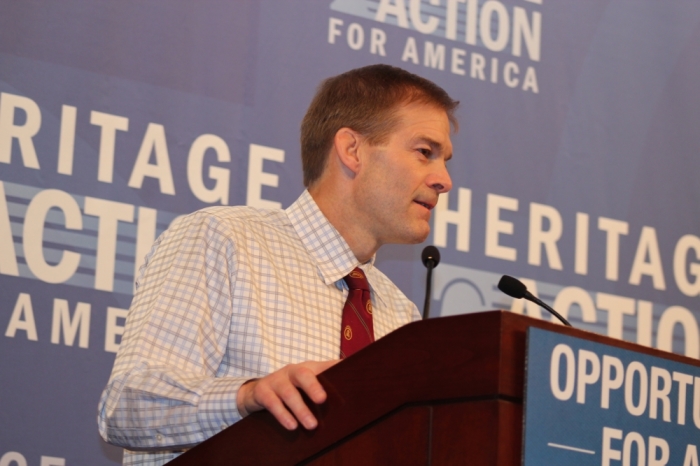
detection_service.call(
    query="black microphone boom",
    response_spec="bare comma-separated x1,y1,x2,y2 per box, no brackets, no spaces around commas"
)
497,275,572,327
421,246,440,320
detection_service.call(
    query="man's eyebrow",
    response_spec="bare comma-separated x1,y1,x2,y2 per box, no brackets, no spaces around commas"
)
415,136,452,161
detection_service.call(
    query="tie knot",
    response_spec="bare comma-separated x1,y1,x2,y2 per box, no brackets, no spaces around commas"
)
344,268,370,291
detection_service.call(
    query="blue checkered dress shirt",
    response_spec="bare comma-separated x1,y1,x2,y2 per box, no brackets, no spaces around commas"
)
98,190,420,465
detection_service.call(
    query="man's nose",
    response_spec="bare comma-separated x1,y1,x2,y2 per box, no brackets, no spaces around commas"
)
429,163,452,193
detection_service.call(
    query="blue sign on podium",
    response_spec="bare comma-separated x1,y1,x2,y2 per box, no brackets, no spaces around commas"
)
523,328,700,466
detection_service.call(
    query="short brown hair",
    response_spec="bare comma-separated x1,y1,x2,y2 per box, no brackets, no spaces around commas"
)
300,64,459,187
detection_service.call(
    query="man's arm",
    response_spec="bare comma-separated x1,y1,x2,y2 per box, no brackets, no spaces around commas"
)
98,361,337,450
98,211,248,449
98,366,249,449
97,211,335,450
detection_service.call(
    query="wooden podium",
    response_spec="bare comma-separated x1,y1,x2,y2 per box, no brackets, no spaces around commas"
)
167,310,691,465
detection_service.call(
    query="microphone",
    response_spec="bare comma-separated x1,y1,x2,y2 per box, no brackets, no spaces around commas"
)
497,275,572,327
421,245,441,268
421,246,440,320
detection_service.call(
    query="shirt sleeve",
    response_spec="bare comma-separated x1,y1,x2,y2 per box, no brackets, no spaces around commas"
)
97,210,249,450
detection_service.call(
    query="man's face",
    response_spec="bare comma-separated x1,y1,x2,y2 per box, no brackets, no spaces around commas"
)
353,101,453,246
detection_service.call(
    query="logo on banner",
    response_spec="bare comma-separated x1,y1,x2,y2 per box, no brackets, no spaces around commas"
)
328,0,541,93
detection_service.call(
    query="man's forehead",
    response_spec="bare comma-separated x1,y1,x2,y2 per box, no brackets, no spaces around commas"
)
393,103,452,145
392,102,451,128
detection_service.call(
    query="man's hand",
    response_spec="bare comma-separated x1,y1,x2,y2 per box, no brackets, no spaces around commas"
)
236,360,339,430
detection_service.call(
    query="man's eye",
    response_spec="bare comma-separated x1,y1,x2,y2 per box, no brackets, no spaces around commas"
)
418,148,431,157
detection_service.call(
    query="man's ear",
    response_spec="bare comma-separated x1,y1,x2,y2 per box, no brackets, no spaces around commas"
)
332,127,363,175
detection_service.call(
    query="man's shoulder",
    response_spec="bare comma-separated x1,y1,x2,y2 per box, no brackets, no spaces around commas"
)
156,205,294,252
194,205,287,223
178,205,290,233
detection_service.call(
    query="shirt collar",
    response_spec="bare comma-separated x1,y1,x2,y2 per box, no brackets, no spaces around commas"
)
286,190,377,287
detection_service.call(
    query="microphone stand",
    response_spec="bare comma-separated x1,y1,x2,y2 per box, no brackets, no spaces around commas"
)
421,246,441,320
423,261,435,320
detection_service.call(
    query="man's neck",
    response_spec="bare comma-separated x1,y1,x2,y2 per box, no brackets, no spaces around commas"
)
307,185,379,264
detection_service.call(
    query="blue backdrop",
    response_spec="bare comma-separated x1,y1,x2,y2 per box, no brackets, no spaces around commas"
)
2,1,700,463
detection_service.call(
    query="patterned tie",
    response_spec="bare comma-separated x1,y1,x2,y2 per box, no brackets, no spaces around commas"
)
340,268,375,359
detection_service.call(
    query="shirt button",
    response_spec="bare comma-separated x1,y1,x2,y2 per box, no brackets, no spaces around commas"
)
156,434,163,442
221,424,227,431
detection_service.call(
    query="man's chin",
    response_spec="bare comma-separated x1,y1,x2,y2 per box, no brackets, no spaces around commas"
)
408,228,430,244
386,223,430,245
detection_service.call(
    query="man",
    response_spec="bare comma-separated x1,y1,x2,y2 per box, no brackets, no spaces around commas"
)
98,64,458,465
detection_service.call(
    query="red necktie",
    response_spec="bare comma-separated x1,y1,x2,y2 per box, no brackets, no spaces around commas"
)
340,268,375,359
